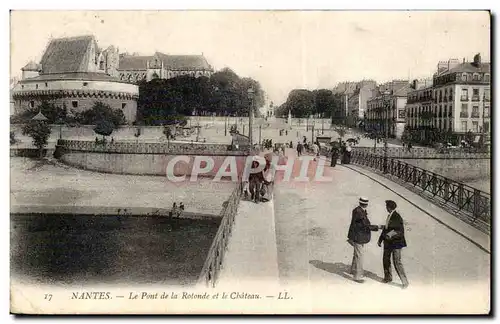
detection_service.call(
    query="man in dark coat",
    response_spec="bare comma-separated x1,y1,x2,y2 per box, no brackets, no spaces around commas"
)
347,197,381,283
330,147,339,167
378,200,409,289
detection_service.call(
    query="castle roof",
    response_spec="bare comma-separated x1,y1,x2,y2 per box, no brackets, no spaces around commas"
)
39,35,96,74
118,55,153,70
155,52,212,71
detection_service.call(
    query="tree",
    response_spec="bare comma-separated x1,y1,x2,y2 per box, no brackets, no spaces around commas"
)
94,119,114,138
282,89,314,118
11,101,67,124
312,89,336,118
22,120,51,158
76,101,126,127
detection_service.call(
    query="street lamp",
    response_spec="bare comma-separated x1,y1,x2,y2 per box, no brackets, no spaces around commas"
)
382,90,391,173
247,87,255,147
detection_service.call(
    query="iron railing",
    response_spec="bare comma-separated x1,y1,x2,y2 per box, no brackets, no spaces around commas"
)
351,151,491,234
198,182,243,287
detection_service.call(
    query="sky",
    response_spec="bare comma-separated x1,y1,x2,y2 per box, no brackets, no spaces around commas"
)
10,10,490,105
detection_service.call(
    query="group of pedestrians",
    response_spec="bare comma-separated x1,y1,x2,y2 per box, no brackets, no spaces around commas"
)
347,197,409,289
243,155,275,204
329,142,353,167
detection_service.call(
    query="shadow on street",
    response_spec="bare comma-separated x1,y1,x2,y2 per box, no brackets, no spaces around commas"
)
309,260,401,288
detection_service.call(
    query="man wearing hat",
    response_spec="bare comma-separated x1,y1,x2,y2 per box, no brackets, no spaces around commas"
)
377,200,409,289
347,197,382,283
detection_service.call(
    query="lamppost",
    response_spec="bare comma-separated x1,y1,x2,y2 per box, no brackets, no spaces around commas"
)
57,118,64,139
382,91,391,173
247,87,255,147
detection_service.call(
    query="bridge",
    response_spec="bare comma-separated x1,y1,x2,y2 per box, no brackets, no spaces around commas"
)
199,148,490,313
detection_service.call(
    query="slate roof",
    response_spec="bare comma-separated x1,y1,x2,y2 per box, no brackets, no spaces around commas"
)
445,62,491,75
117,56,153,71
155,52,212,71
40,35,95,74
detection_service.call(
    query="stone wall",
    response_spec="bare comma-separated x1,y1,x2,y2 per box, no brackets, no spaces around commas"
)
55,139,251,176
57,139,247,155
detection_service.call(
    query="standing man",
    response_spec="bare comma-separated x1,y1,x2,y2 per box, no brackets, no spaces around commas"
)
377,200,409,289
330,147,339,167
296,142,303,156
347,197,381,283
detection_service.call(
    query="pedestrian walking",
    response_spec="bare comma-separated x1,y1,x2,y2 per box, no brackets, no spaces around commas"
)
345,143,352,164
312,142,319,161
330,147,339,167
297,142,303,156
347,197,382,283
249,158,265,204
377,200,409,289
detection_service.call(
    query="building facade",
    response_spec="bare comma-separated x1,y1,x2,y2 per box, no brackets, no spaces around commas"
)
332,81,357,124
117,52,214,83
346,80,377,128
12,35,139,123
365,80,409,139
405,54,490,143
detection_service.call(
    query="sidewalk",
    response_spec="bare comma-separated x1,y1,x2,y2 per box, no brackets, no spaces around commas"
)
218,199,280,288
344,164,490,253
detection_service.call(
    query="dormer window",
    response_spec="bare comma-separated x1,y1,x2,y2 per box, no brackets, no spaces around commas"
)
484,74,490,82
473,73,480,81
461,73,467,82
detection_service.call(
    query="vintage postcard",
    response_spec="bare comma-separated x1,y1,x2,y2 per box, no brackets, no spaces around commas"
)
9,10,491,315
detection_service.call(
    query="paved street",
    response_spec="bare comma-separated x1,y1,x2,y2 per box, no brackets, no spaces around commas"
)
270,148,489,312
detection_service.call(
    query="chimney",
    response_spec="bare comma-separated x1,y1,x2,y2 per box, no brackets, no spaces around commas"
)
473,53,481,66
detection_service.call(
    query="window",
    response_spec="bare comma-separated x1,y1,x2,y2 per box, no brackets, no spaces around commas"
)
461,73,467,82
29,101,34,108
472,105,479,117
45,82,48,87
461,88,468,101
473,73,480,81
472,88,479,100
484,74,490,82
83,82,88,86
483,122,490,133
35,84,38,89
461,121,468,132
72,101,78,108
99,60,105,70
472,121,479,133
122,103,127,109
484,88,490,100
398,109,405,119
460,103,468,118
21,85,24,89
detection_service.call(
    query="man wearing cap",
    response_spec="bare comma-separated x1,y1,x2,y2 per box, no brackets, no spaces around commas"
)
347,197,381,283
377,200,409,289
